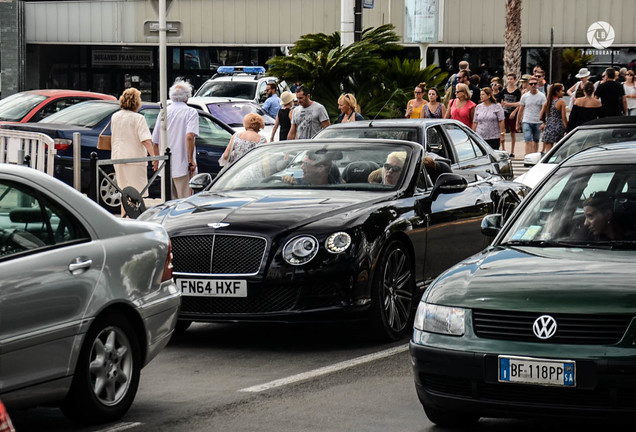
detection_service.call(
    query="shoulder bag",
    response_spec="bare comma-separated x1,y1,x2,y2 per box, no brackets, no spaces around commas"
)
97,121,112,151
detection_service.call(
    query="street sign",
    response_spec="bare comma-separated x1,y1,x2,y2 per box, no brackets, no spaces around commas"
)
143,21,182,37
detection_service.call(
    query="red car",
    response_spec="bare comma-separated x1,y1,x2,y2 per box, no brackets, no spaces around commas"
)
0,89,116,126
0,401,14,432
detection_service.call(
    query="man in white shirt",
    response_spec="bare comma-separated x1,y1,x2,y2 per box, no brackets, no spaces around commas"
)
152,79,200,199
516,78,546,155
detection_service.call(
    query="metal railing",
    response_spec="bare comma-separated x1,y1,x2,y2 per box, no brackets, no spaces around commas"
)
88,149,172,217
0,130,56,175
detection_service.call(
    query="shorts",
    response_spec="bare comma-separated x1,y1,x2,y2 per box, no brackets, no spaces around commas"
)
504,117,516,133
522,122,541,143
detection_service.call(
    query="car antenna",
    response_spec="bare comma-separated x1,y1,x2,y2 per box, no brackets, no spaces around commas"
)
369,88,399,128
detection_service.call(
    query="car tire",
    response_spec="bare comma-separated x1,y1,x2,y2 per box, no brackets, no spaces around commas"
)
61,313,141,424
99,170,121,213
370,240,415,341
423,403,479,427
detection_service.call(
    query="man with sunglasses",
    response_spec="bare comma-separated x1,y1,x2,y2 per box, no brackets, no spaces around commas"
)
516,78,546,155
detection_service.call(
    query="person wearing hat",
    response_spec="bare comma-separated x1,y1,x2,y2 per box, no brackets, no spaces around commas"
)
271,91,294,141
520,74,533,95
567,67,591,110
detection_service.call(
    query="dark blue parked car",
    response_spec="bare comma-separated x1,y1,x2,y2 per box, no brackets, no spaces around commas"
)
3,100,234,212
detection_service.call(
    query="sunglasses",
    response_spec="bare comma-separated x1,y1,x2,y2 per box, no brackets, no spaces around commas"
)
529,82,537,86
456,89,465,93
414,91,423,94
383,163,402,173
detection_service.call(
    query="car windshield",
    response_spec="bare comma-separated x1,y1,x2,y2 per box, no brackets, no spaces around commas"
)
210,141,413,192
317,127,420,143
501,164,636,248
547,128,636,164
0,93,47,121
196,81,257,100
41,101,119,127
205,102,274,127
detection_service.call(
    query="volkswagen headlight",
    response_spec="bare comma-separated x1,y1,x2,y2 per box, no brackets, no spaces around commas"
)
414,302,465,336
283,235,319,265
325,232,351,253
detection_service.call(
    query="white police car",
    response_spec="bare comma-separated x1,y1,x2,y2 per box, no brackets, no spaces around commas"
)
194,66,288,105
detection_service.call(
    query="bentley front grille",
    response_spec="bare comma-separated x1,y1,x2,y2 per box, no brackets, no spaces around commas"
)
171,234,267,275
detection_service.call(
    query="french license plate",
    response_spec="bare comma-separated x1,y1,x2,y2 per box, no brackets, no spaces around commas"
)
498,355,575,387
176,278,247,297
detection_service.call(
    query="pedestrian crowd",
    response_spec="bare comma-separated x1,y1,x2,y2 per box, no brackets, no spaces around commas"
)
109,62,635,206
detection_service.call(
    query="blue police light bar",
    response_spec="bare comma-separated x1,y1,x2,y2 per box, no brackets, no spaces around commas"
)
217,66,265,75
243,66,266,74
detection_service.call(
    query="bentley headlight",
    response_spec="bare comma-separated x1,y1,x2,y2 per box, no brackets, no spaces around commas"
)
414,302,465,336
283,235,319,265
325,232,351,253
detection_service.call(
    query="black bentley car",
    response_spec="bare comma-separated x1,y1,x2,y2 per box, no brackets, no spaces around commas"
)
139,139,528,340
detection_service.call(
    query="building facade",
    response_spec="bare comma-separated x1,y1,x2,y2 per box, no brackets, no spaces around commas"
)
1,0,634,99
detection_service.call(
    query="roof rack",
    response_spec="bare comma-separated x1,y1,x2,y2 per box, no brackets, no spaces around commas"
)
216,66,266,75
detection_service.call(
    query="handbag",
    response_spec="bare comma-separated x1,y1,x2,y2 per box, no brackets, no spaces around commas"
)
97,121,112,151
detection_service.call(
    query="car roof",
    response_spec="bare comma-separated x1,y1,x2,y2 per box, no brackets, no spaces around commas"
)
561,140,636,167
578,115,636,127
23,89,116,99
324,118,462,129
188,97,257,104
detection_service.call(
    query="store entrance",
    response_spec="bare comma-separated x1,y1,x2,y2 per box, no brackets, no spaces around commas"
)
92,71,156,101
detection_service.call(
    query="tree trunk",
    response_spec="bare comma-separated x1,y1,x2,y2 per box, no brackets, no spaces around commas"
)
504,0,522,79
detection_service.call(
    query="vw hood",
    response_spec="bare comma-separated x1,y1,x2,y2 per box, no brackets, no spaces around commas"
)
425,246,636,314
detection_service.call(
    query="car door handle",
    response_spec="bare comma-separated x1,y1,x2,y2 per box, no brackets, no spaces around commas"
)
197,151,207,156
69,258,92,275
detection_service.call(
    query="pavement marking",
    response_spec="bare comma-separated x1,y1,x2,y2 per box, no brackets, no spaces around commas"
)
239,344,409,393
93,422,142,432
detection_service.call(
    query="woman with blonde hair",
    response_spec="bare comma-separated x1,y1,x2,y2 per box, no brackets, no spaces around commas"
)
221,112,267,165
110,87,155,216
444,83,476,127
382,151,407,186
336,93,364,123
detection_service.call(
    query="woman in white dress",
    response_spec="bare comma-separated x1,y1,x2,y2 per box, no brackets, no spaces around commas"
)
110,88,155,216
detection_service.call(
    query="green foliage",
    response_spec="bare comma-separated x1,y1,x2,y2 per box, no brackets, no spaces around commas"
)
266,25,447,121
562,48,594,77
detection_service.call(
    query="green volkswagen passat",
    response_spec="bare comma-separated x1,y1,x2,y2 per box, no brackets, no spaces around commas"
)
410,141,636,426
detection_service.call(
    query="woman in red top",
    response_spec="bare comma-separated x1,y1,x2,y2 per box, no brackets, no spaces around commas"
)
444,83,476,127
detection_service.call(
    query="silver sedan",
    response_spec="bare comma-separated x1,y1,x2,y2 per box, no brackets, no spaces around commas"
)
0,164,180,424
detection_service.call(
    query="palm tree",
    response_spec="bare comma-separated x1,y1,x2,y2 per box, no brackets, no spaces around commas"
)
503,0,522,78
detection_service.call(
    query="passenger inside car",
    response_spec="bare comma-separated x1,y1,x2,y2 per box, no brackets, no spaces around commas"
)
423,155,453,184
583,192,636,241
382,151,406,186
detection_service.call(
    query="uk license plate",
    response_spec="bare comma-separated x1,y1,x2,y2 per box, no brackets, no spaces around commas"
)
176,278,247,297
498,355,575,387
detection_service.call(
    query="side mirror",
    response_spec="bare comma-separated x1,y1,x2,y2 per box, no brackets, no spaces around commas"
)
432,173,468,200
481,214,503,237
189,173,213,192
523,152,542,167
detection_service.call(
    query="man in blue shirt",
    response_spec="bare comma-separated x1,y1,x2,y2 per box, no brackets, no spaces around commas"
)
262,82,281,119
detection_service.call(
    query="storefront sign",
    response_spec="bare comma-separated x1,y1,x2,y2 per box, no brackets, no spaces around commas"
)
92,50,154,67
404,0,442,43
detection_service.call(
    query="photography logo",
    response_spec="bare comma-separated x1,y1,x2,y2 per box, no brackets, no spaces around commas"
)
587,21,615,49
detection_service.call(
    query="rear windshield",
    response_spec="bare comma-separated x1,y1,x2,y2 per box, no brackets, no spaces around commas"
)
318,127,420,143
40,101,119,127
547,128,636,164
0,93,47,121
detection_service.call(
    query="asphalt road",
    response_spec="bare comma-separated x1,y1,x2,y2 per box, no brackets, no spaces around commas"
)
9,321,609,432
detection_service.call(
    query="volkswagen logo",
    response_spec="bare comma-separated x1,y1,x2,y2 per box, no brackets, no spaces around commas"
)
533,315,557,340
208,222,230,229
